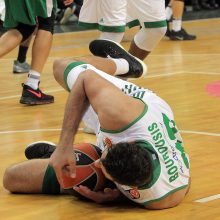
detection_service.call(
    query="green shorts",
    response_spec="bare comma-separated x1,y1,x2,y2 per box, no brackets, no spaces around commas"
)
42,165,60,195
4,0,57,28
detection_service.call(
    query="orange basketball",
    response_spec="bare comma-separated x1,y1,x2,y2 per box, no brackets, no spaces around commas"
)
61,143,106,193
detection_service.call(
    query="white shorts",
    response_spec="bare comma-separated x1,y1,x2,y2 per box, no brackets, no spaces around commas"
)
79,0,127,32
0,0,5,21
127,0,167,28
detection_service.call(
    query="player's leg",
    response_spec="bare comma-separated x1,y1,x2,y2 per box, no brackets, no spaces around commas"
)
0,29,22,58
3,159,59,194
20,14,55,105
169,0,196,41
127,0,167,60
13,34,33,73
53,56,117,90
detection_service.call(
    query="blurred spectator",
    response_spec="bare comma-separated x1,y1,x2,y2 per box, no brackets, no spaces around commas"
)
56,0,83,24
192,0,219,10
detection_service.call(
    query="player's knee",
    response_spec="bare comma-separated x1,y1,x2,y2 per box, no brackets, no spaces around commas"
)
16,23,36,42
134,27,167,51
53,59,64,82
3,166,16,192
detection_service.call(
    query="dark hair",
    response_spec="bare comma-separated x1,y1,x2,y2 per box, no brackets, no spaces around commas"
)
101,142,152,186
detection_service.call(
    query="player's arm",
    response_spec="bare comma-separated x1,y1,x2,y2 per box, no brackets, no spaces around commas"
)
50,70,145,186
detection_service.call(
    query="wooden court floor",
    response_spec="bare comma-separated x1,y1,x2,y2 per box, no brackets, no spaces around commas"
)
0,18,220,220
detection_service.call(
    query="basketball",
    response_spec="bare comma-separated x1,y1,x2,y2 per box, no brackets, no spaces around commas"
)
61,143,106,194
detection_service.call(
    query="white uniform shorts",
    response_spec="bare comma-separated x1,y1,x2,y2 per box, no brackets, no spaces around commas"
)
79,0,127,32
127,0,166,28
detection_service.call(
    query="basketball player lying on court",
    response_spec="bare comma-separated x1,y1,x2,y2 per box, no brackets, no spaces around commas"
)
3,39,190,210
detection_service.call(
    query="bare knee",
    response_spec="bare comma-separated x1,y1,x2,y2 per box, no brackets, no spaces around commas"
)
3,166,17,193
53,58,64,83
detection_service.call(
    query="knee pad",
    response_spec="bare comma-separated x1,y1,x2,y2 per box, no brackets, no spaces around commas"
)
38,12,55,34
99,32,125,43
16,23,36,42
134,27,167,52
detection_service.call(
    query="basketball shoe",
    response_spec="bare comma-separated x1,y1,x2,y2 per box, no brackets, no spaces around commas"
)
13,60,30,73
25,141,56,159
89,39,147,78
20,83,54,105
169,28,196,41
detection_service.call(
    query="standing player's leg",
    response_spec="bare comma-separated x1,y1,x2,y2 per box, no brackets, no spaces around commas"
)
13,34,32,73
126,0,167,60
168,0,196,41
20,14,55,105
0,29,23,58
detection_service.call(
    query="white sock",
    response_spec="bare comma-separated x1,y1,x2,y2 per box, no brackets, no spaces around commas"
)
26,70,40,90
172,19,182,32
165,6,173,20
109,58,129,75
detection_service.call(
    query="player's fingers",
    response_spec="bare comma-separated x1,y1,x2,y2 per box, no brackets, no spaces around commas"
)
67,160,76,178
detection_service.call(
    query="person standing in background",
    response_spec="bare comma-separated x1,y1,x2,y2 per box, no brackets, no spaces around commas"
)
165,0,196,40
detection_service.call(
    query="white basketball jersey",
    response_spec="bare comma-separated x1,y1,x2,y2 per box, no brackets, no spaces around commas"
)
65,63,190,205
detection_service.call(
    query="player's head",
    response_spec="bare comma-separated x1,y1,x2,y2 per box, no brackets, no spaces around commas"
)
95,142,152,187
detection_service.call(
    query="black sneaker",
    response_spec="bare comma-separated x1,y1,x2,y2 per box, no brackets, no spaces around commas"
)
25,141,56,159
89,39,147,78
20,83,54,105
169,28,197,41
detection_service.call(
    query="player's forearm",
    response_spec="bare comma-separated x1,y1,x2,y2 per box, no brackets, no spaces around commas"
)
58,74,89,147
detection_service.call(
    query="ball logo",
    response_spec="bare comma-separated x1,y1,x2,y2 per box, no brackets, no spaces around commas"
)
104,137,112,148
129,189,140,199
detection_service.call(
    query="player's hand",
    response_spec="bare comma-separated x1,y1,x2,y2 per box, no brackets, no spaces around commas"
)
63,0,74,6
73,185,121,203
49,145,76,186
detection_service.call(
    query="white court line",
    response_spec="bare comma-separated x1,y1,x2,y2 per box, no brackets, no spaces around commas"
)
0,128,219,136
180,130,220,137
194,194,220,203
0,127,83,135
184,71,220,75
1,69,219,100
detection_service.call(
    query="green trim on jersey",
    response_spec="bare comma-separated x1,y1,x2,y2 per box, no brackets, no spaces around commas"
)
78,21,126,33
100,100,148,133
135,140,161,189
141,185,189,205
42,165,60,194
127,19,167,29
63,61,87,92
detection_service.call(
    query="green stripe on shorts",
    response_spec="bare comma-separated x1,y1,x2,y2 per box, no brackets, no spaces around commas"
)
63,61,87,92
42,165,60,195
144,20,167,28
99,25,125,33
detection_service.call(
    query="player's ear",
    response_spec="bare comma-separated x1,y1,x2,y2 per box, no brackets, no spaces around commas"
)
94,159,101,168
